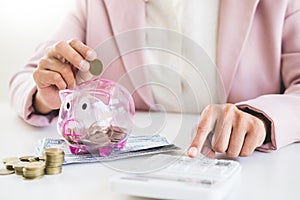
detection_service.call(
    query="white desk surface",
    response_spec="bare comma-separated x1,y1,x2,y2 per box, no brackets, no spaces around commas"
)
0,102,299,200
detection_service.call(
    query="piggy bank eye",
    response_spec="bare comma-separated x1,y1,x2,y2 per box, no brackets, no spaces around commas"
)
82,102,88,110
78,96,90,111
65,102,71,110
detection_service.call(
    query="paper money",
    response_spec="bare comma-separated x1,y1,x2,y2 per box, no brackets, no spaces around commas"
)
34,135,180,165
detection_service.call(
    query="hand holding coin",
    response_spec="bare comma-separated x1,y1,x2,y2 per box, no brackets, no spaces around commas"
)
75,58,103,83
33,39,98,114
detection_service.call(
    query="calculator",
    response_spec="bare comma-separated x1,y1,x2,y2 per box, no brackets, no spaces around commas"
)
110,154,241,200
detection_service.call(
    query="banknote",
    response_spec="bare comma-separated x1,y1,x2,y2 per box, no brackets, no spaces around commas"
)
34,135,181,165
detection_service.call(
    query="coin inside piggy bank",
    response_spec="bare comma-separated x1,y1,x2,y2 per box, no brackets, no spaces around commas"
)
57,78,135,156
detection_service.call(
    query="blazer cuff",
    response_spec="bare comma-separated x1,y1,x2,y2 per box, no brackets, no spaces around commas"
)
23,86,59,127
236,104,277,152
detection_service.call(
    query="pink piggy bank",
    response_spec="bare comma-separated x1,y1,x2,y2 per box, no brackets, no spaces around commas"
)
57,78,135,156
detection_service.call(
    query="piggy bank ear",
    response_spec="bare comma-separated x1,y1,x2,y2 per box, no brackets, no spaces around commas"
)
59,89,73,101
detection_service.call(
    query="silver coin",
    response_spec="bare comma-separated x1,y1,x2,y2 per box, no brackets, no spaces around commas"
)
89,59,103,76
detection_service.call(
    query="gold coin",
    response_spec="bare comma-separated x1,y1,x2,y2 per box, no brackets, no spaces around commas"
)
45,153,65,158
13,162,29,176
45,157,64,163
15,169,24,176
5,160,20,170
45,154,64,162
23,169,44,176
0,168,15,175
19,156,36,162
45,162,64,168
45,154,65,159
45,166,62,175
2,157,19,164
23,162,45,179
89,59,103,76
23,172,45,179
44,148,64,155
23,162,45,171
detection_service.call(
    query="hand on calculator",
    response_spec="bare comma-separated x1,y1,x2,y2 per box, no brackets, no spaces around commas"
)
188,104,267,158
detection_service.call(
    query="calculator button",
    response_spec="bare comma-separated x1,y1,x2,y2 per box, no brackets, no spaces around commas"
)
205,166,227,175
137,154,240,183
215,160,232,166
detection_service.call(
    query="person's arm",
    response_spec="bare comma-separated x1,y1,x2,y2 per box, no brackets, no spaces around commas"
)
9,0,88,127
236,6,300,152
188,3,300,157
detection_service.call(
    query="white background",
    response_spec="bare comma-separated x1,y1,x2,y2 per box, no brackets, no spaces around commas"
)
0,0,73,102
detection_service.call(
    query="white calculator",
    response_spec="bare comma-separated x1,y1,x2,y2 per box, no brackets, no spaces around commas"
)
110,154,241,200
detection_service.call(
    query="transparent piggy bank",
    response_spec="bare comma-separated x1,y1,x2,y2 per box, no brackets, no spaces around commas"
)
57,78,135,156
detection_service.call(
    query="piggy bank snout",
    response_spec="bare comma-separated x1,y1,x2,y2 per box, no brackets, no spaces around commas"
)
62,119,85,140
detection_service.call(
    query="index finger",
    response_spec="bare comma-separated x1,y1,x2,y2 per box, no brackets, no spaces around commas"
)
188,105,216,158
47,40,97,72
68,39,97,61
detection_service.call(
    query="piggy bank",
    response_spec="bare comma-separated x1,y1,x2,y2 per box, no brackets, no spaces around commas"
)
57,78,135,156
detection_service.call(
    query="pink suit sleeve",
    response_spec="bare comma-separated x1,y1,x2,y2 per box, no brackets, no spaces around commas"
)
237,8,300,152
8,0,87,127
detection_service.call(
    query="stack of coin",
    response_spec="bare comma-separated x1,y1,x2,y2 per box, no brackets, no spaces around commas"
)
44,148,65,175
2,156,40,177
23,162,45,179
13,162,28,175
1,151,64,179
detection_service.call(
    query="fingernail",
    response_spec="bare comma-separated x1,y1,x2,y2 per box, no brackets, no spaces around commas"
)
79,60,90,72
188,147,198,158
86,50,97,60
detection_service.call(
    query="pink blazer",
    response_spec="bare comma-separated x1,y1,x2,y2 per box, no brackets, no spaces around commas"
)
9,0,300,152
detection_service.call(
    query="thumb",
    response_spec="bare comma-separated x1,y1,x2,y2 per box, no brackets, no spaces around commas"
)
76,71,94,84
